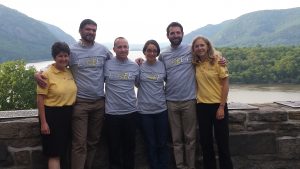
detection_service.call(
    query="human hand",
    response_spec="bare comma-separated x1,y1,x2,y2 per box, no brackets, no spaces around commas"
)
41,122,50,135
34,71,47,88
218,55,227,66
135,58,144,66
216,107,225,120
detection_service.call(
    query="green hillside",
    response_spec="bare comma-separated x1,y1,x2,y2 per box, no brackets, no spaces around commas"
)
0,5,75,63
1,5,300,63
183,7,300,47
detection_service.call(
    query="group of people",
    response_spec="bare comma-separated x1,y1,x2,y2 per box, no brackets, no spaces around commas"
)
36,19,233,169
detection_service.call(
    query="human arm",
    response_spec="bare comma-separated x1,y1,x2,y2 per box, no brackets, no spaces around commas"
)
34,71,48,88
37,94,50,135
135,57,144,66
217,53,227,66
135,70,140,88
216,77,229,120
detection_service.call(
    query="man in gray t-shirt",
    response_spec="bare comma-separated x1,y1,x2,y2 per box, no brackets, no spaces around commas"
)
69,19,113,169
159,22,197,169
104,37,139,169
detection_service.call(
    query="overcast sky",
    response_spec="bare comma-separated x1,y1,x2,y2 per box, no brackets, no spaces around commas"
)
0,0,299,44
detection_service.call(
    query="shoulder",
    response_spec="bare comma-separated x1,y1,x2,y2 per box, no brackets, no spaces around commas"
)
213,53,222,63
95,42,113,58
42,65,55,78
156,60,165,68
66,68,73,74
94,42,109,50
106,57,115,65
177,43,191,52
181,43,191,48
128,59,139,68
69,42,80,50
123,60,139,72
44,64,55,73
160,46,171,55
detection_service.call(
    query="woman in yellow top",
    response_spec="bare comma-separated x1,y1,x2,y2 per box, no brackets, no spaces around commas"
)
192,36,233,169
37,42,77,169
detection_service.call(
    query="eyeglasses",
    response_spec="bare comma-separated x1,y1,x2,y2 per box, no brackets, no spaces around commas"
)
146,49,158,54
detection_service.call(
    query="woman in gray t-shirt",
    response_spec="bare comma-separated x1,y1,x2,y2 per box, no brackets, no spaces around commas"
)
137,40,169,169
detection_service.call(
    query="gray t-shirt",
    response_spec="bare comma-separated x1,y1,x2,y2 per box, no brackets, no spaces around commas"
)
104,57,139,115
159,44,196,101
137,61,167,114
69,42,112,100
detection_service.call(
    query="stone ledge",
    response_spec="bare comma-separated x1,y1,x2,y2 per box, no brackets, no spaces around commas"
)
0,118,39,139
277,136,300,159
0,110,37,120
0,104,299,169
230,130,276,155
248,110,288,122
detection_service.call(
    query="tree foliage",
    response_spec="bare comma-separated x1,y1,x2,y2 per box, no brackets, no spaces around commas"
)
218,46,300,84
0,60,36,110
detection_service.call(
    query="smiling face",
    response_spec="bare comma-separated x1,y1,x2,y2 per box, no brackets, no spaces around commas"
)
54,52,69,70
113,37,129,61
144,44,158,64
79,24,97,44
167,26,183,47
192,38,209,58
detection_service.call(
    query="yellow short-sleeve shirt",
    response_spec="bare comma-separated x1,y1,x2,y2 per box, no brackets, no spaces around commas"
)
37,64,77,106
195,57,229,103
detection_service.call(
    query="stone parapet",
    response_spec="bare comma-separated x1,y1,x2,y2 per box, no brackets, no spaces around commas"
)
0,103,299,169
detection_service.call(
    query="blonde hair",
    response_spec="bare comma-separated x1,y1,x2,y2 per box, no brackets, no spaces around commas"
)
191,36,221,65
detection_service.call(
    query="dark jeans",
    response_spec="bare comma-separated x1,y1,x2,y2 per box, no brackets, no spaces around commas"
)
197,103,233,169
105,113,137,169
139,110,169,169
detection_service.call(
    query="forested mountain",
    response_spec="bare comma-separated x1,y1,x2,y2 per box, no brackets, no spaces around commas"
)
0,5,75,63
183,7,300,47
1,4,300,64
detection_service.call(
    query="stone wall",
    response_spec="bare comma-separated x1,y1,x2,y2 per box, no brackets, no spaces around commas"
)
0,103,299,169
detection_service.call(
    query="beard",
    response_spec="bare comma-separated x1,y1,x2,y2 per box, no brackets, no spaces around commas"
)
81,33,95,43
169,37,183,46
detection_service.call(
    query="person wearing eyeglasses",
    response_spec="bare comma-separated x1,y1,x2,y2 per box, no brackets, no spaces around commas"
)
136,40,169,169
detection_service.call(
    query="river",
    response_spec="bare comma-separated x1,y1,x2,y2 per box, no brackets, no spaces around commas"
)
27,51,300,104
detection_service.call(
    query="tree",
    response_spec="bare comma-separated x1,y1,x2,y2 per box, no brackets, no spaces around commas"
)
0,60,36,110
219,46,300,84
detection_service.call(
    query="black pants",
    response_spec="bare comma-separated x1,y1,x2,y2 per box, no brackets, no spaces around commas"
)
105,113,137,169
197,103,233,169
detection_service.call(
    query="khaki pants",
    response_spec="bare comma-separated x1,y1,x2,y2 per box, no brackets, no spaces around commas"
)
71,98,105,169
167,100,197,169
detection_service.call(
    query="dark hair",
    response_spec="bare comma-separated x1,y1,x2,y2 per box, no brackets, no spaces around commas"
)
166,22,183,35
79,19,97,31
143,40,160,56
51,42,70,59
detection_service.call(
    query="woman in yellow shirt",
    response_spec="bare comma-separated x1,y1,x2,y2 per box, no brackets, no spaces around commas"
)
37,42,77,169
192,36,233,169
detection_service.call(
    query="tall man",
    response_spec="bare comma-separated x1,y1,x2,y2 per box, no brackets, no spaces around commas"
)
35,19,113,169
159,22,197,169
69,19,114,169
